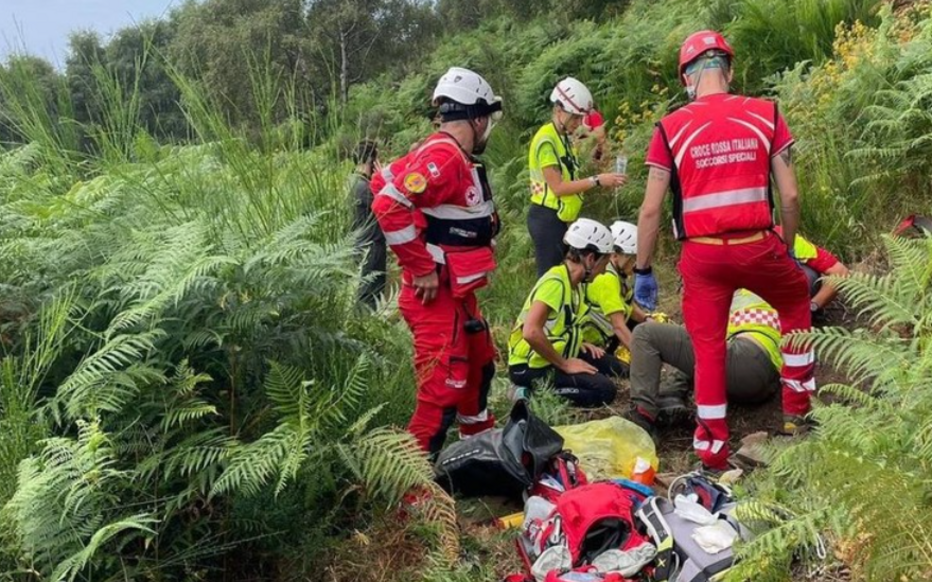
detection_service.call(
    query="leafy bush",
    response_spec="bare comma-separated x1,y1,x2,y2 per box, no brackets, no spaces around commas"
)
733,233,932,581
0,60,451,580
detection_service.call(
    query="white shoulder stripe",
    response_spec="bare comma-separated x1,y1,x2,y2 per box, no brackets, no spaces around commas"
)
674,121,712,168
668,120,693,149
747,111,775,131
728,117,771,154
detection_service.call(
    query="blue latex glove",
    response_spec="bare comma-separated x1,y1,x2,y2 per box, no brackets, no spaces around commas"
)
635,272,658,311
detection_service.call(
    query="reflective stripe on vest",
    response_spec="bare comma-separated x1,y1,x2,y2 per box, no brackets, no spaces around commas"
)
659,97,778,239
682,187,769,213
729,308,781,331
582,264,632,344
529,123,583,222
587,310,614,338
421,200,494,220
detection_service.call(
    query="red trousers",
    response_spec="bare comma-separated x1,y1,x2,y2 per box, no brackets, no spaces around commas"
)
679,233,815,469
398,280,496,454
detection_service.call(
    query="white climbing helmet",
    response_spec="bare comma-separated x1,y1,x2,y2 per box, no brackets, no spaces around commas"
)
564,218,613,254
433,67,496,106
550,77,594,116
610,220,638,254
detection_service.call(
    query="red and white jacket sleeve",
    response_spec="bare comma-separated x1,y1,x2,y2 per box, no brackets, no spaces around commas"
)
371,145,461,277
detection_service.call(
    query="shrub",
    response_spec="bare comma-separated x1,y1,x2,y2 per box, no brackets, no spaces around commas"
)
734,233,932,581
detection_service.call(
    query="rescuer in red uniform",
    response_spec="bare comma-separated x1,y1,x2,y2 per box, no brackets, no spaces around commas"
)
372,67,503,455
633,31,816,471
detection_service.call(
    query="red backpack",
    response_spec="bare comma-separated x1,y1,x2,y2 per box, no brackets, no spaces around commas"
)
519,482,652,575
528,451,588,503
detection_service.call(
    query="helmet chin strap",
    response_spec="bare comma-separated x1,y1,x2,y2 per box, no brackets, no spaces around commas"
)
583,255,597,282
686,57,730,101
471,118,493,155
555,109,573,134
686,65,704,101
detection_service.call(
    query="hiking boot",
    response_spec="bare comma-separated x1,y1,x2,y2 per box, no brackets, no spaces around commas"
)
656,393,691,426
780,414,815,436
624,406,659,443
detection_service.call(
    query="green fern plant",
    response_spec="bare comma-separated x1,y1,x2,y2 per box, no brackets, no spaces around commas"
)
6,420,157,582
736,234,932,581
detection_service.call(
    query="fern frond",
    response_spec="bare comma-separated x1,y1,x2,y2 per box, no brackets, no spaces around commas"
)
51,515,157,582
209,424,290,498
337,427,434,504
51,330,166,422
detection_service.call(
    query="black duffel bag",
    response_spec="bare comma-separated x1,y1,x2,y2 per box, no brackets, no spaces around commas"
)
433,399,564,498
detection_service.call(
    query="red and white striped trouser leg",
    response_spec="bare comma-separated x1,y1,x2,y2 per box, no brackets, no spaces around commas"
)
679,243,739,470
457,295,496,439
742,237,816,416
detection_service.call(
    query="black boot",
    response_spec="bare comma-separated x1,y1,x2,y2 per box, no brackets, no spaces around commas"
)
656,393,691,426
624,405,659,443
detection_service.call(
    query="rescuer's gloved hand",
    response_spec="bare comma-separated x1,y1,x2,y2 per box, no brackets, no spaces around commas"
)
634,270,658,311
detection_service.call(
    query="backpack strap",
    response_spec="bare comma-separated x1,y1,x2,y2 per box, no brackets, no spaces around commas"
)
635,497,678,581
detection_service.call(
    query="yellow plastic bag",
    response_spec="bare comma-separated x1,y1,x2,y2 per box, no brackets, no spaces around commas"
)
554,417,659,480
614,345,632,365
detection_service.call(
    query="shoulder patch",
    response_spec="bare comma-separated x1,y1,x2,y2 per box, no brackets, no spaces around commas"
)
404,172,427,194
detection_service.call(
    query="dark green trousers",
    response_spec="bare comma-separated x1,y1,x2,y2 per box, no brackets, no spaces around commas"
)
629,322,779,418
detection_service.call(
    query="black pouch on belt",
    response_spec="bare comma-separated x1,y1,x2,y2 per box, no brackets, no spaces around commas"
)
464,318,487,334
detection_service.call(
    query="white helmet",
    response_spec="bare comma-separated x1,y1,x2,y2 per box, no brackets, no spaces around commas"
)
564,218,612,254
433,67,496,106
550,77,594,116
610,220,638,254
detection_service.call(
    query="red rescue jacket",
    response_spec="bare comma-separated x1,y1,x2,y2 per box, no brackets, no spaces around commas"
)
371,132,499,296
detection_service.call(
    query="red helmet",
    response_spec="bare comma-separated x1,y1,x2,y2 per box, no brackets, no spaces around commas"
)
678,30,734,82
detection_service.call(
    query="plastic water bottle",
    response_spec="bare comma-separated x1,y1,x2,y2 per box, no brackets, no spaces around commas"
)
615,154,628,175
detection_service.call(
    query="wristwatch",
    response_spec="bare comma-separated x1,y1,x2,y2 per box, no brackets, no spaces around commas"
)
809,301,820,312
633,266,652,275
590,175,600,187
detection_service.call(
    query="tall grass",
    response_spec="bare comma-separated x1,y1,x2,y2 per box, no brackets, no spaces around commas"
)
0,41,441,581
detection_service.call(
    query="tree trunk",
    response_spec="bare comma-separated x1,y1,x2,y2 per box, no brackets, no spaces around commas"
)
340,28,349,106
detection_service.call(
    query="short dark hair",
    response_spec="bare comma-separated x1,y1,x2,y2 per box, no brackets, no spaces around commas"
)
353,140,378,165
566,247,603,264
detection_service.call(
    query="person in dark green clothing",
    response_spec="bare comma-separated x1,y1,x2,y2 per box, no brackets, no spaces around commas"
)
625,290,782,441
350,139,386,308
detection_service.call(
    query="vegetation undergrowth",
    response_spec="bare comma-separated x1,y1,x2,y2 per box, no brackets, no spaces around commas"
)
1,0,931,580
